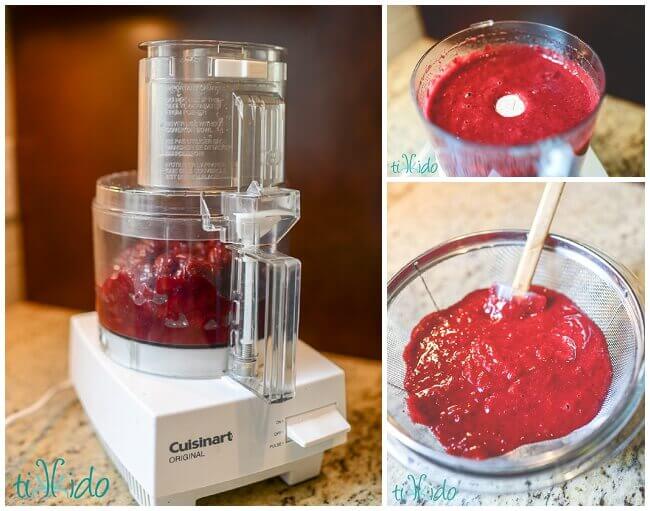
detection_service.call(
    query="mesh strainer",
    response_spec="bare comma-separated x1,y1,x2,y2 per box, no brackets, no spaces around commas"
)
387,230,644,493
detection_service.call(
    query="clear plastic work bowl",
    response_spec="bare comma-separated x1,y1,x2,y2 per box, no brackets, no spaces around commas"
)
411,21,606,177
92,171,301,390
387,231,644,493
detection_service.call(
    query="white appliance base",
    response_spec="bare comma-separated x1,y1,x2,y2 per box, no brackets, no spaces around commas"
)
69,313,348,505
100,432,324,505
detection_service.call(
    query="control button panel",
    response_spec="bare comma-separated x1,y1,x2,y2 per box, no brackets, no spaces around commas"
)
286,404,350,448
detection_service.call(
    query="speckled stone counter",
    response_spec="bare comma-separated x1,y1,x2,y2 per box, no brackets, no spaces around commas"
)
388,38,645,177
388,434,644,506
5,303,381,505
387,182,645,505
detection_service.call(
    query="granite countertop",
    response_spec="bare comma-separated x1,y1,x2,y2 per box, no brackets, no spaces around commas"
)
388,38,645,177
387,182,645,505
5,302,381,505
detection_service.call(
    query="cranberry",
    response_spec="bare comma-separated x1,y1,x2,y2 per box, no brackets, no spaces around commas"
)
97,239,233,347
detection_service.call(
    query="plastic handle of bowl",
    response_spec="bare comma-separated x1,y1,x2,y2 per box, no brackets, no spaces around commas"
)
227,248,300,403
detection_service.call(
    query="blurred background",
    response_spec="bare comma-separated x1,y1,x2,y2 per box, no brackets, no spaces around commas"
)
5,5,381,359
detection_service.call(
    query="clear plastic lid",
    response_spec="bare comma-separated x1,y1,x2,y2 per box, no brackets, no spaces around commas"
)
93,171,299,243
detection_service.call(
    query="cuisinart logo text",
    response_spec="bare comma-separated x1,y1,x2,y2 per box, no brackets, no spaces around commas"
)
168,432,234,464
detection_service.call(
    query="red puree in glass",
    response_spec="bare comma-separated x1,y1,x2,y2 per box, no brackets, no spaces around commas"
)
425,44,601,145
97,239,232,347
403,285,612,459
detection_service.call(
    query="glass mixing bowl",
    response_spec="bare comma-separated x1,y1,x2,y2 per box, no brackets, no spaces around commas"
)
411,21,606,177
387,231,644,492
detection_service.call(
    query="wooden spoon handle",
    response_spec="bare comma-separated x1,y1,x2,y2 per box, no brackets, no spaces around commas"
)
512,182,565,295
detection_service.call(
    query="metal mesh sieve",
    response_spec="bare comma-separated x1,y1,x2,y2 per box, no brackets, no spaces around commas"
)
388,231,644,470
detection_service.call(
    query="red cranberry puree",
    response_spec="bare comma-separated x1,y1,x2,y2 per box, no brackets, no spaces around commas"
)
425,44,601,145
403,285,612,459
97,239,232,347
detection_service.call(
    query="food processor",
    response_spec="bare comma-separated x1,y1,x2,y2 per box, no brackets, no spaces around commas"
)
412,21,606,177
387,231,644,492
69,40,349,505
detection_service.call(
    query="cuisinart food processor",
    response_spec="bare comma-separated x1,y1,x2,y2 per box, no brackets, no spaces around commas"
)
69,40,350,505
